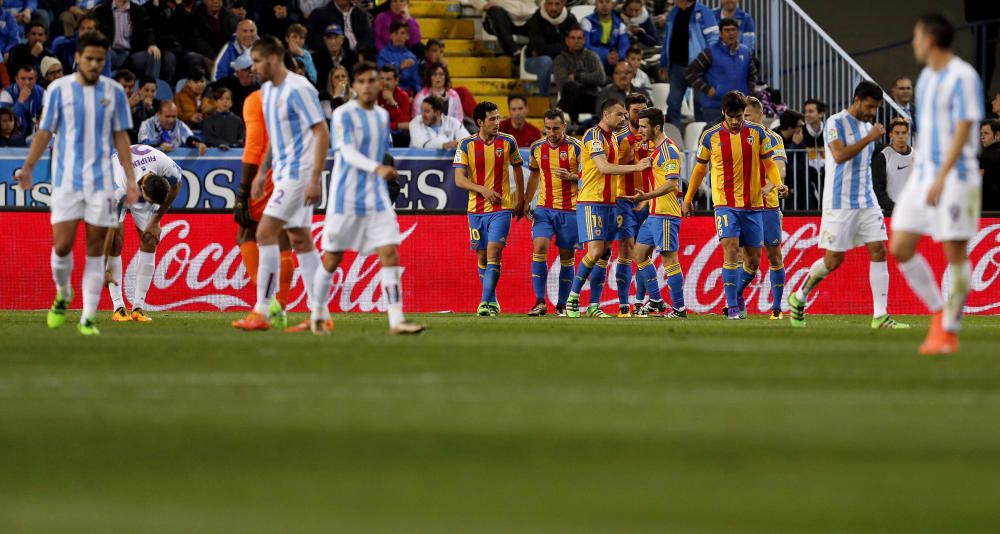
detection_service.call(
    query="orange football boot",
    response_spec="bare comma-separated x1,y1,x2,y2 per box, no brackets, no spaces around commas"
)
232,311,270,331
919,312,959,355
285,319,333,333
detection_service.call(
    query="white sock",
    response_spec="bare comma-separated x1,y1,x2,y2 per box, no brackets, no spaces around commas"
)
81,255,104,323
132,250,155,310
897,254,943,313
795,258,830,301
108,255,125,310
296,250,323,316
254,244,280,315
311,266,333,322
381,266,405,328
944,261,970,333
51,249,73,300
869,261,889,318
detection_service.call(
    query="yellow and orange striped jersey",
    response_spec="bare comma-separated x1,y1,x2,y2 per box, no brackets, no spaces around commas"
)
614,127,646,198
696,121,775,209
646,137,683,217
453,133,523,214
578,125,619,204
760,129,786,209
528,136,582,212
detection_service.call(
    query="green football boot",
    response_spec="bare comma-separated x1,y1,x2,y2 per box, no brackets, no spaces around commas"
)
871,315,910,329
476,302,492,317
586,304,612,318
788,292,806,328
268,299,288,329
565,294,581,318
47,291,72,329
77,318,100,336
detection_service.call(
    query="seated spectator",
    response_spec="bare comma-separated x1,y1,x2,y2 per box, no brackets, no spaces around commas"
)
258,0,302,38
411,64,463,121
39,56,63,88
208,53,259,117
95,0,175,82
594,63,639,115
202,87,244,149
0,65,44,138
312,23,357,92
376,22,420,94
713,0,756,51
58,0,102,37
51,15,111,77
374,0,421,53
469,0,535,57
523,0,578,97
130,76,159,142
410,95,468,149
307,0,375,60
0,7,22,84
553,25,605,123
684,17,755,125
981,119,1000,211
214,19,258,81
0,107,25,146
418,38,446,83
113,68,141,115
625,46,651,93
138,100,207,155
580,0,630,74
618,0,659,48
186,0,239,75
5,0,49,34
320,65,353,118
175,66,216,129
8,22,53,78
377,64,412,146
286,24,317,84
499,94,540,147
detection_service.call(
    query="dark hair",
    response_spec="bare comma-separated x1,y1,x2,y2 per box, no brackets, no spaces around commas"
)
251,36,285,58
893,76,911,88
507,94,527,107
114,69,136,83
0,107,16,122
390,20,408,34
721,90,747,116
853,80,884,103
599,98,623,114
719,17,739,31
890,117,910,132
141,174,171,205
351,62,378,83
379,64,399,78
916,12,954,49
542,108,565,122
139,76,157,88
211,86,232,100
624,92,648,109
426,38,444,50
566,24,584,37
637,107,664,129
422,95,445,113
80,14,98,26
188,65,207,82
77,31,111,52
16,65,36,76
803,98,826,114
778,109,804,131
287,23,307,37
473,101,499,125
421,64,451,89
626,46,642,57
26,21,46,35
982,119,1000,136
622,0,643,8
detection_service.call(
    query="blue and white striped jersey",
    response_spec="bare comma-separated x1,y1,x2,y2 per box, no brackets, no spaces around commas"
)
39,74,132,194
328,100,392,216
914,56,984,184
260,72,325,183
823,109,877,210
111,144,182,207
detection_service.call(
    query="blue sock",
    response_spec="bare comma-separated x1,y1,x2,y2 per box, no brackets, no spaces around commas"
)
770,265,786,312
738,264,757,311
638,260,662,301
558,258,574,306
615,259,633,305
531,254,547,302
634,261,646,302
723,263,740,309
477,261,486,285
572,255,596,295
589,259,608,304
665,262,685,311
482,262,501,303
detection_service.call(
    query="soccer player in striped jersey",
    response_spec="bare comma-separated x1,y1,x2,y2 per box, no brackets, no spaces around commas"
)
613,93,651,317
454,101,526,317
15,31,138,336
787,81,909,329
312,63,426,335
525,108,582,317
682,91,778,320
890,13,984,354
565,98,651,318
233,38,330,332
622,108,687,318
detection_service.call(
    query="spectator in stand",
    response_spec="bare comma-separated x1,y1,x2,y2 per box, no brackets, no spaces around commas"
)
990,92,1000,119
207,52,258,117
130,76,158,141
411,64,463,121
468,0,535,57
581,0,630,74
625,46,651,94
684,17,755,125
374,0,421,53
257,0,302,38
418,38,446,82
618,0,659,48
113,67,137,106
138,100,207,155
594,62,641,115
409,95,468,149
801,97,826,200
175,66,216,129
94,0,175,82
871,117,914,216
53,15,114,79
286,23,317,83
186,0,239,74
553,25,605,124
712,0,755,51
319,65,353,117
312,23,356,92
0,65,44,137
4,0,48,33
213,19,258,81
499,94,541,147
0,107,25,146
38,56,62,88
376,21,420,94
877,76,917,137
7,22,52,78
0,3,23,85
307,0,375,59
377,64,412,146
777,109,806,201
659,0,718,127
981,119,1000,211
523,0,578,97
202,87,245,149
58,0,102,37
147,0,189,80
299,0,329,20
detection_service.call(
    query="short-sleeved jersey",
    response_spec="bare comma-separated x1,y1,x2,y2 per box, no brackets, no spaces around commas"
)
453,133,523,214
823,110,878,210
696,121,774,209
646,137,683,217
528,136,582,212
579,125,619,204
260,72,326,183
329,100,393,215
241,90,267,166
761,129,786,209
39,74,133,193
914,56,984,184
614,127,646,198
111,144,181,207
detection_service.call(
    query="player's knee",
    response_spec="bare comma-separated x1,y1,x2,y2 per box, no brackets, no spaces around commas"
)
869,243,887,262
378,247,399,266
600,248,612,261
889,239,912,262
825,253,845,271
766,248,783,266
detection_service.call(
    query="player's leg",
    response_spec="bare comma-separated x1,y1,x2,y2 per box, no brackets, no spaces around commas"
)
788,209,850,327
468,214,490,315
734,211,763,318
376,244,426,334
237,223,259,285
633,207,649,308
864,239,905,328
482,212,512,315
106,226,130,320
764,244,785,318
556,248,575,315
268,231,294,328
661,218,686,317
309,250,344,333
286,225,323,322
48,201,82,329
568,205,605,317
583,206,616,317
615,236,635,316
714,208,745,319
128,210,159,322
941,239,971,334
529,236,551,316
79,223,111,334
632,217,663,315
233,214,284,329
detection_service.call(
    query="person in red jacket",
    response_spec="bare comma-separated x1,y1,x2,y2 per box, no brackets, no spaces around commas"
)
377,64,412,146
499,94,541,147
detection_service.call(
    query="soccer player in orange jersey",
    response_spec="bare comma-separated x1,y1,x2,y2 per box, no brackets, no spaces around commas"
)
525,108,582,317
612,93,651,316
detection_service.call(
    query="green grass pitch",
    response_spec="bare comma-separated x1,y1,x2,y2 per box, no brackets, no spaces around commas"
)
1,311,999,532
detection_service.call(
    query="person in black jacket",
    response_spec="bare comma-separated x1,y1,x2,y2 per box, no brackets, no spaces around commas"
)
185,0,239,74
202,87,246,149
94,0,175,82
524,0,579,96
307,0,375,60
981,119,1000,211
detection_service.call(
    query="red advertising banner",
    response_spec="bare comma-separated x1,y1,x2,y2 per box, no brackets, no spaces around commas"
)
1,213,998,315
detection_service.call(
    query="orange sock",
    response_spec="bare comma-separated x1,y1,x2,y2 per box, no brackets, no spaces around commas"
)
239,241,259,285
276,250,295,307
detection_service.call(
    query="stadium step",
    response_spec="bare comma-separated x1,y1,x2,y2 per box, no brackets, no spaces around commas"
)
417,18,474,39
410,1,461,17
439,39,500,56
452,77,532,95
480,95,552,117
446,56,512,78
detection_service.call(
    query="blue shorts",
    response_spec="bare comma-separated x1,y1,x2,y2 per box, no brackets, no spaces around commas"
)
577,203,616,243
637,215,681,252
615,198,648,241
762,209,783,247
714,207,764,248
532,207,579,250
468,211,512,251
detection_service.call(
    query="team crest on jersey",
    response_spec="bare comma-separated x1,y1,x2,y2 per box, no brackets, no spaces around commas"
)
747,136,754,145
827,126,838,139
559,151,568,161
100,98,110,106
495,147,504,157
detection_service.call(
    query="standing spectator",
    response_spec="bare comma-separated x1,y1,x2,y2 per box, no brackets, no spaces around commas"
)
376,21,420,94
878,76,917,136
202,87,245,148
418,37,446,81
52,15,112,77
38,56,62,88
409,95,468,149
581,0,630,74
138,100,207,155
625,46,651,93
94,0,174,82
58,0,103,37
801,97,826,202
147,0,188,80
186,0,239,74
990,92,1000,119
208,53,259,117
618,0,659,48
175,66,216,129
0,65,44,138
658,0,718,127
312,23,356,91
712,0,755,51
411,64,463,121
7,22,53,78
213,19,258,81
468,0,535,57
523,0,578,97
0,107,25,146
0,3,23,85
299,0,328,20
129,76,158,141
286,23,317,84
981,119,1000,211
553,25,605,124
594,62,638,115
4,0,48,33
307,0,375,59
499,94,540,147
257,0,302,38
777,109,806,203
684,17,755,125
871,117,915,215
374,0,421,53
377,64,412,146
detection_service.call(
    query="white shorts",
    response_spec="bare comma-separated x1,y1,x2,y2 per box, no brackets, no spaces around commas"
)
262,180,312,228
891,174,982,242
50,187,118,227
818,207,887,252
321,210,401,255
120,202,158,231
